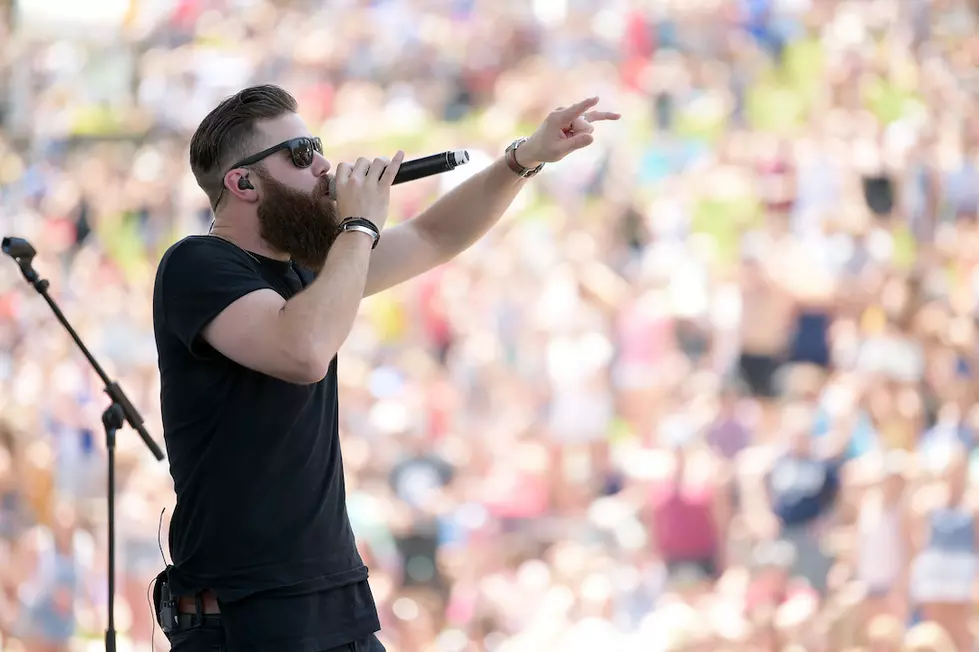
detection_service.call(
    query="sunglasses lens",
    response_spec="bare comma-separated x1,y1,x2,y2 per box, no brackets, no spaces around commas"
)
292,139,315,167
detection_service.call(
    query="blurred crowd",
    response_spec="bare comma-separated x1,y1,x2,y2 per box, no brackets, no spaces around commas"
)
5,0,979,650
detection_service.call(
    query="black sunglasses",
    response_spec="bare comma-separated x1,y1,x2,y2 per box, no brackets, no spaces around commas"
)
230,136,323,171
213,137,324,209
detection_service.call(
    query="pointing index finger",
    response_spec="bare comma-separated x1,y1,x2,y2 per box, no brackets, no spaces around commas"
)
558,97,600,120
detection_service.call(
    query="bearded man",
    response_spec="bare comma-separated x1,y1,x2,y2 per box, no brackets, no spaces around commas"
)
151,84,618,652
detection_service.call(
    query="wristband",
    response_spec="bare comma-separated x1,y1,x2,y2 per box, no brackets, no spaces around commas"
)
505,137,545,178
337,217,380,249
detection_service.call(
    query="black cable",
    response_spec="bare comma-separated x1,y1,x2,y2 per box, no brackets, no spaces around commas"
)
157,508,169,565
146,576,157,652
146,508,169,652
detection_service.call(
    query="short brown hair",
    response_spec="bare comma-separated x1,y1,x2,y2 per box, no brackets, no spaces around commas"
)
189,84,298,208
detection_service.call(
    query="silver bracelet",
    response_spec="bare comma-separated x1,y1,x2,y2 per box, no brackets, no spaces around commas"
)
338,223,379,248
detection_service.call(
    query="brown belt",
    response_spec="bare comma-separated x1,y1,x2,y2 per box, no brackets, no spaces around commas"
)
177,589,220,615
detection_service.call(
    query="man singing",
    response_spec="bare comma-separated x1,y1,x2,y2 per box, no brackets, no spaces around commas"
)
151,84,618,652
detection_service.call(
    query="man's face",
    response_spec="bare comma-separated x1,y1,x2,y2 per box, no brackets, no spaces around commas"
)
251,114,339,271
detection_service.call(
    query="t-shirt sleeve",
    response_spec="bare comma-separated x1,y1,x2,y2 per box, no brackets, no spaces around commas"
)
158,237,272,357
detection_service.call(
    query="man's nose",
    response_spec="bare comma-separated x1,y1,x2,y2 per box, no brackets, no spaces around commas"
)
311,152,331,176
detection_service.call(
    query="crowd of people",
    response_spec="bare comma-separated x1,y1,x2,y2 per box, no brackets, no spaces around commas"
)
3,0,979,650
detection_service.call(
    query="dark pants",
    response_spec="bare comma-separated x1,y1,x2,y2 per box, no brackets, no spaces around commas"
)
169,624,387,652
153,568,385,652
737,352,781,398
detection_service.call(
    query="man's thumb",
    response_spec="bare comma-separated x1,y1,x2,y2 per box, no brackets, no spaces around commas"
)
561,133,594,154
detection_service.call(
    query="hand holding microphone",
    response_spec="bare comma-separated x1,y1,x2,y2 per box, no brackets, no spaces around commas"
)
333,151,405,231
328,150,470,204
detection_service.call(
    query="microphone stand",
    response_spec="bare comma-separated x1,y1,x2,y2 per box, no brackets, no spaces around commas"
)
1,237,165,652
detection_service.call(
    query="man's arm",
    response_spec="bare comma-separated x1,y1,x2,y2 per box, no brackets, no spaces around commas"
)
740,448,780,540
364,156,526,297
363,97,620,297
191,154,403,385
203,232,375,384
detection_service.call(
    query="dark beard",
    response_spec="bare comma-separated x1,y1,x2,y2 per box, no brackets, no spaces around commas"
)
255,169,339,272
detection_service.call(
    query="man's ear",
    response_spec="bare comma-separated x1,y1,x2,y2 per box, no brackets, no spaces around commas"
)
225,169,258,203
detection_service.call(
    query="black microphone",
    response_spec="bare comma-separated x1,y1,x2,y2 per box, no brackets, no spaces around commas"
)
1,237,37,264
328,150,469,200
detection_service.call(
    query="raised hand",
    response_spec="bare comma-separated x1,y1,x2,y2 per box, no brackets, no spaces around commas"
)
333,151,405,229
516,97,621,168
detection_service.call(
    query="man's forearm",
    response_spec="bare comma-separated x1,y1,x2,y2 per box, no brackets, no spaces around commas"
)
280,231,374,373
411,157,527,257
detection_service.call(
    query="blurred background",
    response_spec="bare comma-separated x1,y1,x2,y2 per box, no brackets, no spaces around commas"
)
4,0,979,650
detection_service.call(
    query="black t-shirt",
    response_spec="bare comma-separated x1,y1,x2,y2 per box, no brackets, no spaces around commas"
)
767,454,840,528
388,454,454,590
153,236,379,649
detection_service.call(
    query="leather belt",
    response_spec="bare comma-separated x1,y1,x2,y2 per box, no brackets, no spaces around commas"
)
175,613,222,630
177,589,220,615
